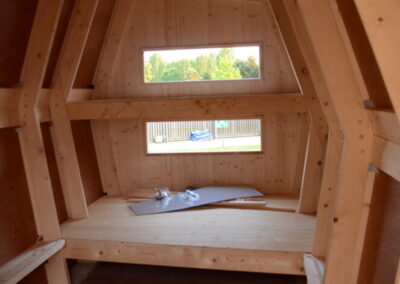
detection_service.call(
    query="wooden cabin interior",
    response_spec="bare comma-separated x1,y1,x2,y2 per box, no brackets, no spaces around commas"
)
0,0,399,283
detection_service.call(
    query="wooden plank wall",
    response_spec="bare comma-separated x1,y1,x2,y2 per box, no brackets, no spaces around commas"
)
106,112,308,195
107,0,299,98
91,0,306,196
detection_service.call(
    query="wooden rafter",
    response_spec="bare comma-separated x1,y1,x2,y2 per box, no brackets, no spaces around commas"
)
295,1,374,283
17,0,70,283
353,0,400,123
49,0,99,219
90,0,135,196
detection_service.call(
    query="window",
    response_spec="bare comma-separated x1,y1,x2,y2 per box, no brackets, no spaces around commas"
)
143,45,261,83
146,119,262,154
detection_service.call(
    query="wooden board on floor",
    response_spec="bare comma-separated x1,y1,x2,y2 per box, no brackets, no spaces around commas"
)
61,196,314,275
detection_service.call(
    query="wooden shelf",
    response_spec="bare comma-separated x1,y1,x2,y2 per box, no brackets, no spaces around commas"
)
61,196,315,275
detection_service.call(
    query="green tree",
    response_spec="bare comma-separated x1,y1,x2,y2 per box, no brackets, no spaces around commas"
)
215,48,242,80
234,56,260,79
193,54,218,80
147,54,167,82
144,63,154,82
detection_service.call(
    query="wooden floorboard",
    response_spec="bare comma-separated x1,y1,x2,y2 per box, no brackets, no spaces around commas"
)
61,196,315,275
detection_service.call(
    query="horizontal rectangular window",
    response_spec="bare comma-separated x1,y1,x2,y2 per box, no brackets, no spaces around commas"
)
143,45,261,83
146,119,262,154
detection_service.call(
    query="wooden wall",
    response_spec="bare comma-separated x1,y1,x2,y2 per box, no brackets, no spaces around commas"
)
106,112,308,195
358,172,400,284
106,0,299,98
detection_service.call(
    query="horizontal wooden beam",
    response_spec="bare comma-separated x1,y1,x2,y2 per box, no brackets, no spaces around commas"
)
67,94,305,120
372,136,400,182
368,109,400,144
64,239,306,275
0,88,92,128
0,240,65,284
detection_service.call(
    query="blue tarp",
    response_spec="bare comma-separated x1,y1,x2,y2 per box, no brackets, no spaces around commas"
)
189,130,213,141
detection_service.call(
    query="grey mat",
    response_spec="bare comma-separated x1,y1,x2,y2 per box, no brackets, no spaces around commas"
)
129,186,263,216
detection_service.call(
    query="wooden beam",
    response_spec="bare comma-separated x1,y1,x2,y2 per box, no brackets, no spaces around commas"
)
312,131,342,258
295,1,374,284
0,88,92,129
49,0,99,219
68,95,305,120
17,0,70,283
90,0,135,196
0,240,65,284
270,0,344,260
269,0,328,149
63,239,306,275
353,0,400,123
298,121,324,214
372,136,400,182
368,109,400,144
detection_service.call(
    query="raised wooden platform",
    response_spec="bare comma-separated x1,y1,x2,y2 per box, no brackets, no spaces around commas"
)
61,197,316,275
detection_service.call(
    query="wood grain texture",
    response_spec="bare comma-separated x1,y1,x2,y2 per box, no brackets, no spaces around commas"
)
61,196,315,275
105,112,307,195
358,172,400,284
106,0,299,98
0,240,65,284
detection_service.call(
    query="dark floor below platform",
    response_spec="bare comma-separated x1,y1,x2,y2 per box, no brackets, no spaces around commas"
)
81,262,307,284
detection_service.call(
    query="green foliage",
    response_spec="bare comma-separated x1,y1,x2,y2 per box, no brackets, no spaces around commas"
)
144,48,259,82
234,56,260,79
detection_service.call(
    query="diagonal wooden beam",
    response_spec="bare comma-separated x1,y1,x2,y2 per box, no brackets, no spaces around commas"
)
295,1,374,283
90,0,134,196
269,0,329,214
17,0,70,283
49,0,99,219
353,0,400,123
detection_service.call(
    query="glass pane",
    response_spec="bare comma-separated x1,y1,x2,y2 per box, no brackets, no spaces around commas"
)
144,46,260,83
146,119,262,154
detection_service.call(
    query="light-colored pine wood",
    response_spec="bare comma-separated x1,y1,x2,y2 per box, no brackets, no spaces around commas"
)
295,1,374,284
353,0,400,123
49,0,99,219
64,239,305,275
16,0,70,283
269,0,328,149
69,95,304,120
372,136,400,182
368,109,400,144
311,132,342,258
0,240,65,284
90,0,134,196
297,121,324,214
107,0,299,99
61,196,314,275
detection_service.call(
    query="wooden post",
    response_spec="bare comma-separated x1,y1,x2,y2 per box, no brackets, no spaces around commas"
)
49,0,99,219
294,1,374,283
90,0,134,196
17,0,70,283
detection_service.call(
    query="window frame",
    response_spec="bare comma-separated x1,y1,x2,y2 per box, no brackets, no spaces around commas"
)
141,43,263,85
144,116,265,156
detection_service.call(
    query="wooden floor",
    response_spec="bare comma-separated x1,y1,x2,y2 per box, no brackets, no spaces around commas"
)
61,196,315,275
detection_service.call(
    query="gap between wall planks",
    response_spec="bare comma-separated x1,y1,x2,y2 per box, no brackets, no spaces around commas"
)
90,0,134,196
0,240,65,284
353,0,400,123
49,0,99,220
17,0,70,283
295,1,374,284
